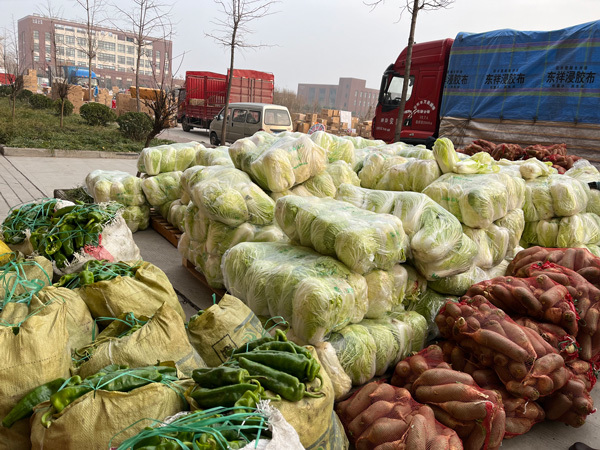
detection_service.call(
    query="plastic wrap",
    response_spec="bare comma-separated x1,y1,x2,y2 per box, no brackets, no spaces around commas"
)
121,204,150,233
221,242,369,344
423,172,526,228
428,265,488,296
358,152,407,188
137,141,201,175
340,135,385,149
229,132,328,192
276,160,361,199
195,145,234,167
309,130,355,164
181,165,275,227
167,200,187,231
434,137,500,174
523,174,590,221
140,171,183,208
363,157,442,192
364,264,409,318
336,184,477,280
85,170,146,206
275,196,409,274
521,212,600,248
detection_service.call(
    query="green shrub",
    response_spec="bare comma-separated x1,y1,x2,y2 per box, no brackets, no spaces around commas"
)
116,111,153,141
0,86,11,97
53,98,74,116
0,123,15,145
29,93,53,109
16,89,33,101
79,102,116,126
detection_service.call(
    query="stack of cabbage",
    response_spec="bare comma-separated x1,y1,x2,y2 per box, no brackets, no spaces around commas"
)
520,173,599,249
352,141,433,173
358,152,441,192
309,130,355,165
228,132,328,193
137,141,202,175
270,161,360,200
315,312,427,399
140,171,185,230
275,196,409,276
195,145,234,167
84,170,149,232
178,165,285,288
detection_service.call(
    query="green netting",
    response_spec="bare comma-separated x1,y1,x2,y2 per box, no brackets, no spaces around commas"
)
0,258,52,310
113,406,269,450
55,260,142,290
1,199,58,245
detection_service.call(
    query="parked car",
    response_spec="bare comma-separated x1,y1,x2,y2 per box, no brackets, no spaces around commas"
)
208,102,293,145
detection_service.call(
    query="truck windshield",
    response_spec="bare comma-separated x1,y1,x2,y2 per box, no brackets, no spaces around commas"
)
382,75,414,105
265,109,291,126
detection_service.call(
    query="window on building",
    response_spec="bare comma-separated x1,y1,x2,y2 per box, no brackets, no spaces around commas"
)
33,30,39,40
34,55,40,62
66,35,75,45
126,57,134,66
33,42,40,51
156,50,160,60
165,61,169,72
127,46,134,54
99,41,115,51
77,37,86,46
78,50,86,58
57,46,65,55
144,48,152,58
126,37,134,43
117,55,125,65
354,100,356,106
55,24,64,30
45,32,51,43
355,91,357,97
118,43,125,53
329,88,336,107
56,34,64,44
98,53,116,63
308,87,315,103
66,48,75,57
46,55,51,62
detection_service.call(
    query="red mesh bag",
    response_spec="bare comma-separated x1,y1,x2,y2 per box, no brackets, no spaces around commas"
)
335,381,463,450
390,344,450,390
515,317,580,361
436,296,568,400
540,370,596,427
506,246,600,279
466,275,578,335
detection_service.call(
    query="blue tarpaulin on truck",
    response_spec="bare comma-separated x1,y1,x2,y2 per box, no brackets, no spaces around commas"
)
440,21,600,124
74,69,96,78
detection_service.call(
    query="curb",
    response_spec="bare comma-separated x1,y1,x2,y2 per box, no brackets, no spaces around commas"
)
0,145,139,159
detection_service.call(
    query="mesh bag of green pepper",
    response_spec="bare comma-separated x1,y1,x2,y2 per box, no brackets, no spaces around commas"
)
30,365,192,450
0,296,71,448
1,255,53,310
74,261,185,323
75,302,205,379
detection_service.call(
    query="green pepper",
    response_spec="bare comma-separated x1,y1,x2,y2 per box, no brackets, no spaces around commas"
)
192,366,254,388
253,340,313,360
231,330,288,356
55,273,78,288
189,381,264,409
78,270,94,286
2,377,66,428
233,350,322,384
233,389,261,413
43,235,62,255
238,357,323,402
50,384,93,413
88,366,165,392
73,229,85,250
52,205,77,219
58,225,75,257
53,252,68,268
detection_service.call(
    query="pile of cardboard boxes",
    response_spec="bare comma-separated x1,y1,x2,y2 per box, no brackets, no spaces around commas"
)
50,85,112,113
291,109,373,138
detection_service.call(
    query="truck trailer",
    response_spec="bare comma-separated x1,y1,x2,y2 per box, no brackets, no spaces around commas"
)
177,69,274,132
373,20,600,158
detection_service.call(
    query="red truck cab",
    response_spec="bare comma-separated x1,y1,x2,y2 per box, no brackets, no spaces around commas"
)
373,39,453,146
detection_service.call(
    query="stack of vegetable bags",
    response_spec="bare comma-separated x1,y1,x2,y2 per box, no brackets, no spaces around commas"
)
85,170,149,233
309,130,356,165
178,165,286,288
228,131,328,193
195,145,234,167
520,173,597,250
137,141,202,175
140,171,186,230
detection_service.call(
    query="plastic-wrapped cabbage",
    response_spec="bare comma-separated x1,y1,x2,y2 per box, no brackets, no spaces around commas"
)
587,245,600,257
433,137,460,173
402,266,428,305
229,133,328,192
141,171,183,208
195,145,234,167
137,141,201,175
521,212,600,248
182,165,274,227
85,170,146,206
309,131,355,164
396,146,435,160
341,135,386,149
406,289,458,340
428,265,488,296
326,324,377,385
494,209,525,250
462,223,511,269
359,153,407,188
485,259,509,279
183,203,209,242
364,265,409,319
423,172,526,228
120,204,150,233
374,159,441,192
222,242,369,344
335,184,473,279
295,161,360,199
454,152,499,174
167,200,186,231
413,233,478,281
523,174,590,221
566,160,600,216
361,319,404,376
275,196,409,274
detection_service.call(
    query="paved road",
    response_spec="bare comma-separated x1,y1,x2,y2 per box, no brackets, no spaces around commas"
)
158,124,211,145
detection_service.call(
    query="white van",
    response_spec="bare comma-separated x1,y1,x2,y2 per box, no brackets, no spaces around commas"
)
209,103,293,145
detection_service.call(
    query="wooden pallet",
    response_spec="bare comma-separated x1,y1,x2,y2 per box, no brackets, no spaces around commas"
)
150,209,182,248
182,258,227,298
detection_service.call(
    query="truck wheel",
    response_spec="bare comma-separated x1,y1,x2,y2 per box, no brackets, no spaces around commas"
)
182,117,192,132
210,132,220,146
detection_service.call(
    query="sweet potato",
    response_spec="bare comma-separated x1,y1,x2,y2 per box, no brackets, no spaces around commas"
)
467,328,530,363
532,353,564,376
373,440,405,450
404,414,427,450
437,400,491,421
414,383,488,404
488,408,506,449
409,354,429,375
369,383,401,403
412,368,475,389
348,401,396,439
505,380,540,401
543,392,573,420
505,417,537,437
463,419,487,450
341,382,381,422
356,418,409,449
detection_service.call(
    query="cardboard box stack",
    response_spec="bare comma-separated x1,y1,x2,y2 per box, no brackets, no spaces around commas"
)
115,92,153,116
23,69,38,92
291,108,372,138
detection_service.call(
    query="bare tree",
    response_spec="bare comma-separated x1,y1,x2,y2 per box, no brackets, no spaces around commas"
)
207,0,277,144
38,1,73,128
273,87,305,114
1,18,26,120
366,0,454,142
74,0,105,103
110,0,172,112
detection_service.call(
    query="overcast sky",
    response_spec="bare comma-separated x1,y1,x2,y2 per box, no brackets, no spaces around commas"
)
1,0,599,91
